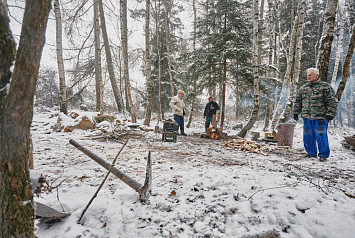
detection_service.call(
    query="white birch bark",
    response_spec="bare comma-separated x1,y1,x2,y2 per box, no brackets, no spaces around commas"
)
93,0,103,115
331,8,345,87
317,0,338,82
54,0,67,114
163,0,175,97
280,0,307,123
270,1,300,131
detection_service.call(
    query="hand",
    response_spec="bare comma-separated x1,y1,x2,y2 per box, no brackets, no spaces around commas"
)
293,114,299,121
210,106,214,109
325,115,334,122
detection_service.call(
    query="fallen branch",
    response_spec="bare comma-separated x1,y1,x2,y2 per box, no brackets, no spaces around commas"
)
248,182,299,200
78,140,129,223
69,139,152,203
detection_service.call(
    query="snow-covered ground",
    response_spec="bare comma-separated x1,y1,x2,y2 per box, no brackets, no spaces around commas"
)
31,110,355,238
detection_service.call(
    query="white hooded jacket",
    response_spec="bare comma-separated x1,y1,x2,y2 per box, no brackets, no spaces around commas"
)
169,94,185,116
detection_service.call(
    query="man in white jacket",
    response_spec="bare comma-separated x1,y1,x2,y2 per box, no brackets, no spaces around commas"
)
169,90,187,135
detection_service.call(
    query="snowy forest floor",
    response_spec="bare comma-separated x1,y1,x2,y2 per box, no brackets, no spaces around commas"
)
31,109,355,238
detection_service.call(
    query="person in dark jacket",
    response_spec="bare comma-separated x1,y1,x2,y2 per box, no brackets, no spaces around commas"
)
293,67,338,162
204,96,220,131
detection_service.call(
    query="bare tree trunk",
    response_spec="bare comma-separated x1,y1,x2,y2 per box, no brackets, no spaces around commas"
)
0,1,15,105
235,85,239,120
264,0,274,130
120,0,136,122
280,0,306,123
54,0,68,114
238,0,260,138
144,0,153,126
156,0,163,120
270,1,300,131
220,60,227,130
317,0,338,82
98,0,123,112
331,9,345,87
336,23,355,101
163,0,174,97
93,0,103,115
0,1,51,237
186,0,197,128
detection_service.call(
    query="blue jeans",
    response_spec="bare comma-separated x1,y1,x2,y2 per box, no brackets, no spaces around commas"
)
303,118,330,158
174,114,184,133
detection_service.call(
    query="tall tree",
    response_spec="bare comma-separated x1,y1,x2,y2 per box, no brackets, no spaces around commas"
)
279,0,307,123
317,0,338,82
144,0,153,126
98,0,123,112
335,23,355,100
238,0,260,138
0,0,15,105
186,0,197,128
120,0,136,122
54,0,68,115
0,1,51,236
270,1,300,131
93,0,103,115
331,7,345,87
163,0,175,97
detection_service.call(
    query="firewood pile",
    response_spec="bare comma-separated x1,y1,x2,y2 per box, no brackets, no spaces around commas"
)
223,138,273,156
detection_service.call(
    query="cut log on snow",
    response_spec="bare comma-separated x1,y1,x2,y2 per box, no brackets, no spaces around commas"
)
69,139,152,202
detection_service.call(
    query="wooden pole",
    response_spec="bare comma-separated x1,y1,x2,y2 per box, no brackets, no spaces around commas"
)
77,140,128,223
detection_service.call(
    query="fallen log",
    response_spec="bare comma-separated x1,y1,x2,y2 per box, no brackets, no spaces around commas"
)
69,139,152,202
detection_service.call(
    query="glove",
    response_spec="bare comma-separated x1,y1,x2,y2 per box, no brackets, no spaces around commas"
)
293,114,299,121
325,115,334,122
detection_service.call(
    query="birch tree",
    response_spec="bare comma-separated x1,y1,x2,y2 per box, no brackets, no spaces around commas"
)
238,0,260,138
331,7,345,87
93,0,103,115
264,0,274,130
164,0,175,97
317,0,338,82
270,1,300,131
279,0,306,123
54,0,68,114
144,0,153,126
0,1,51,236
335,23,355,101
186,0,197,128
98,0,123,112
120,0,136,123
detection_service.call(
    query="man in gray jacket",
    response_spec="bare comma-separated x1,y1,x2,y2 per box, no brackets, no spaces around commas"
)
169,90,187,135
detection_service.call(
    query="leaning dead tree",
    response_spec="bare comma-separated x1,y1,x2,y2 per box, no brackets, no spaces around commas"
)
98,0,123,112
69,139,152,202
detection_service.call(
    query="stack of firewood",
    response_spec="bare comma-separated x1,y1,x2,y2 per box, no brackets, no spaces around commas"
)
222,138,273,156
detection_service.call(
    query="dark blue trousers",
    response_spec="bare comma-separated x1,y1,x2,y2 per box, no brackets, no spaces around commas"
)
174,114,184,133
303,118,330,158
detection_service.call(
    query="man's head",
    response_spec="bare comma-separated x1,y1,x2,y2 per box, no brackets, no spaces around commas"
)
306,68,319,82
208,96,213,102
178,90,185,99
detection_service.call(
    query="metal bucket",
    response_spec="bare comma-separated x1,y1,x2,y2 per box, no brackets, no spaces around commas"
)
277,123,296,148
